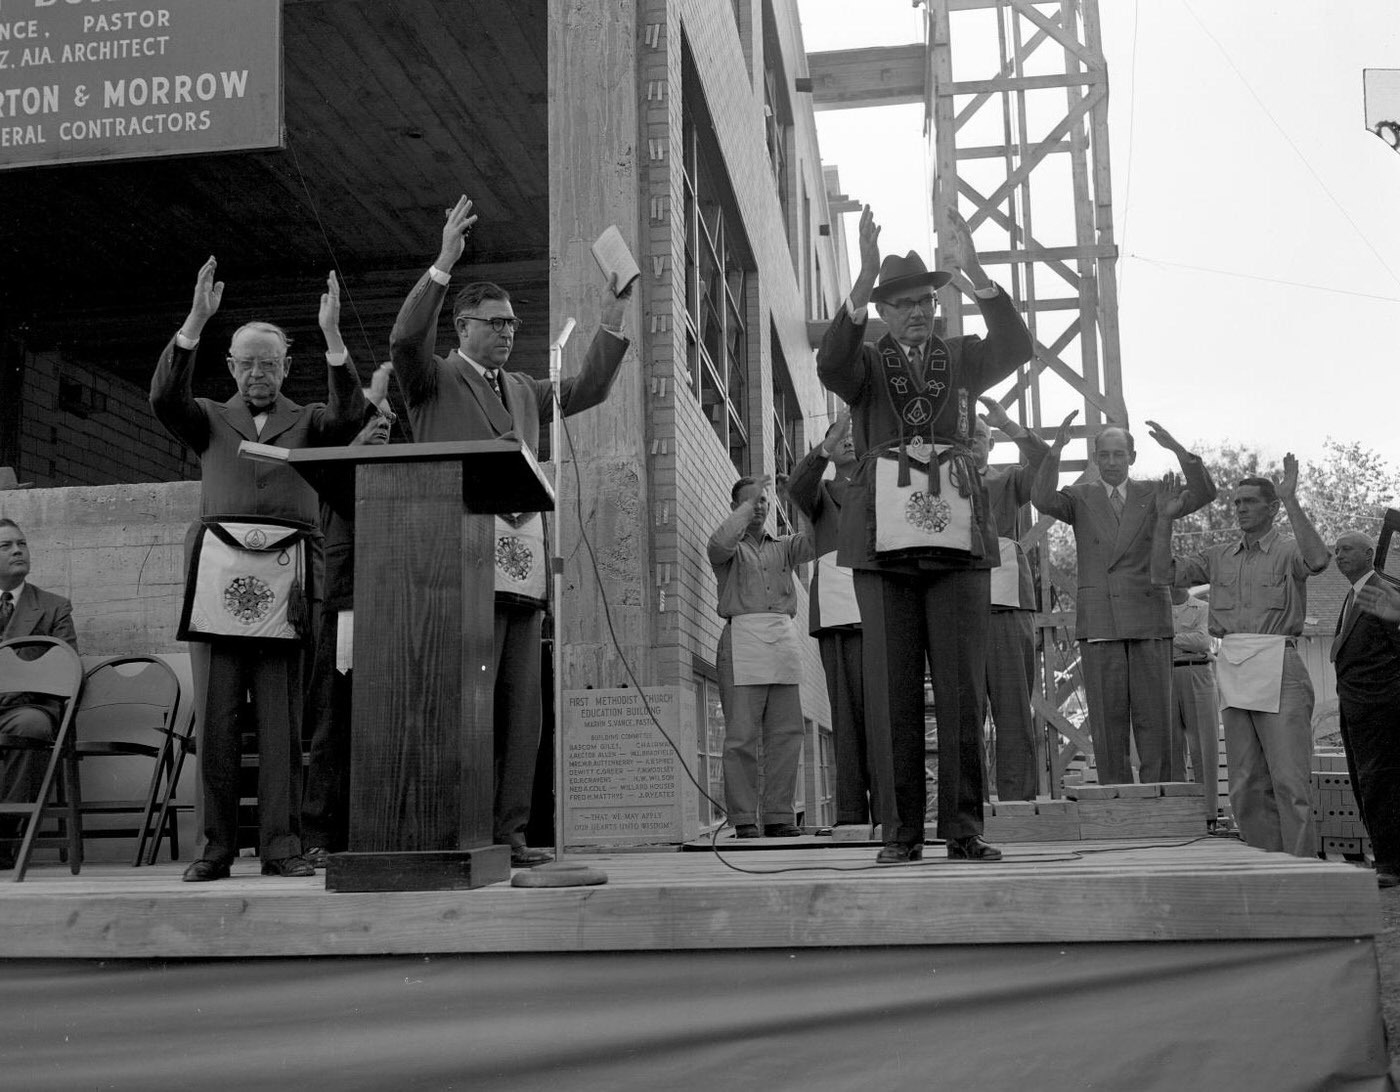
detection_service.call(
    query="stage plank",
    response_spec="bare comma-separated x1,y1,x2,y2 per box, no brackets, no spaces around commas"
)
0,839,1379,958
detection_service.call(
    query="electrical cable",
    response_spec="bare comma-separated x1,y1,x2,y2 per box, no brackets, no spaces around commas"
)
553,387,1209,876
1128,253,1400,305
285,132,379,368
1178,0,1400,296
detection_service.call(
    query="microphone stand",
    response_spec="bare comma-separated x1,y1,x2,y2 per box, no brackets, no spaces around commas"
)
548,317,575,860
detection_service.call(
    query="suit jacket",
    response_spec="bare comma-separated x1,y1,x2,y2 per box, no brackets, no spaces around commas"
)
1034,455,1215,641
150,338,368,526
1333,572,1400,705
151,338,368,604
390,272,629,452
0,583,79,717
815,291,1033,574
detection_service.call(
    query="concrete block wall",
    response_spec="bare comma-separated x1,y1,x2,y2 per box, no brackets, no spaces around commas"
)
0,482,200,657
17,349,198,488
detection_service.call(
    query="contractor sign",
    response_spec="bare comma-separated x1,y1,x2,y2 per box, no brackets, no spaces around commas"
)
0,0,282,170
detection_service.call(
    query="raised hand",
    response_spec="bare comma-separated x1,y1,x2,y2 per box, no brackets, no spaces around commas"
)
1277,452,1299,501
367,360,394,408
821,409,852,457
1050,409,1079,451
857,205,882,281
318,270,341,336
1145,419,1184,455
319,271,346,355
942,208,987,286
435,195,479,272
1156,470,1191,520
977,395,1012,432
1357,580,1400,624
182,256,224,337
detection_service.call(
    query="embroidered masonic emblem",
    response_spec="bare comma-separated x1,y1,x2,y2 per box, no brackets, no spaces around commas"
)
903,397,933,427
906,491,952,534
223,576,274,624
496,536,534,583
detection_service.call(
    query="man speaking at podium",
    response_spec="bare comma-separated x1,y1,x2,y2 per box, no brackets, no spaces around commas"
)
390,196,631,867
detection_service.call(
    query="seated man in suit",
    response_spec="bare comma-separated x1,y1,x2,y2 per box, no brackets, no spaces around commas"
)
1032,420,1216,784
390,196,630,867
0,518,79,868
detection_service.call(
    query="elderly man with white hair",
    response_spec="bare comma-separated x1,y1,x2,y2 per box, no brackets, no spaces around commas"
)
1331,530,1400,886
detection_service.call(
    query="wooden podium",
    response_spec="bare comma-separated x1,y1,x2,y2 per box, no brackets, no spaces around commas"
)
287,440,554,892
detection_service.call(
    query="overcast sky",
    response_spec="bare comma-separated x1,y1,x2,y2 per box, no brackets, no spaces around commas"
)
798,0,1400,487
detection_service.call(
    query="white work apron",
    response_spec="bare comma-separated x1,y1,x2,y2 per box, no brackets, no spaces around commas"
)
989,536,1021,608
816,552,861,628
730,613,804,686
1216,633,1287,714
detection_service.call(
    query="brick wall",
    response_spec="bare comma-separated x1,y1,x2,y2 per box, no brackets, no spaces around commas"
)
635,0,844,730
16,349,198,488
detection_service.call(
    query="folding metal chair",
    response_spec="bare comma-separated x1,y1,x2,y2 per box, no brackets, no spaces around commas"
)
70,656,186,866
0,636,84,881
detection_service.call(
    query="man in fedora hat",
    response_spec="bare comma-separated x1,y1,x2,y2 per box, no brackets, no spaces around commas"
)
817,206,1032,864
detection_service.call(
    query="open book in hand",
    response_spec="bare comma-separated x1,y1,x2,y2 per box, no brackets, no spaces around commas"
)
591,225,640,296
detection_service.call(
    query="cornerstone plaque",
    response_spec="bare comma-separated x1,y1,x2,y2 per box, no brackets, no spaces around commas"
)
562,686,699,847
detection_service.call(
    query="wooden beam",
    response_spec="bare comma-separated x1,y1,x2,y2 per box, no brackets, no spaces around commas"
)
807,44,926,111
958,141,1071,159
945,72,1104,96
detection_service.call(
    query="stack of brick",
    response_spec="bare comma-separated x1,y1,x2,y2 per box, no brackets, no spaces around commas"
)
1313,750,1370,860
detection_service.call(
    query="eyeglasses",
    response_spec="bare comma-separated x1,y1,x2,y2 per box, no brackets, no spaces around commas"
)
883,294,938,314
460,315,523,334
227,356,286,372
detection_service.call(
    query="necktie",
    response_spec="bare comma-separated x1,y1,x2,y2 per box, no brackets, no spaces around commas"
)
1109,487,1124,522
486,369,506,405
0,591,12,636
909,345,924,385
1332,590,1355,662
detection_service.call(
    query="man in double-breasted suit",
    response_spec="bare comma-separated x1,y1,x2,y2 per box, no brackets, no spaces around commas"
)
1032,421,1215,784
390,196,630,866
1332,532,1400,887
0,519,78,867
151,260,366,881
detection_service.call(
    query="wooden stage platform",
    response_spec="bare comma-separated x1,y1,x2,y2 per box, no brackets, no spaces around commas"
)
3,837,1394,1091
0,836,1379,958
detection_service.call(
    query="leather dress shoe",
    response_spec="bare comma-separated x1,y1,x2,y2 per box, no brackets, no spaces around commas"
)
510,844,554,867
304,846,331,870
261,855,315,877
876,842,923,863
182,858,231,883
733,824,761,839
946,835,1002,861
763,823,803,838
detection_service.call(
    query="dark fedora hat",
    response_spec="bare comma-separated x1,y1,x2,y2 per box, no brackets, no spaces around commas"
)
870,251,952,303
